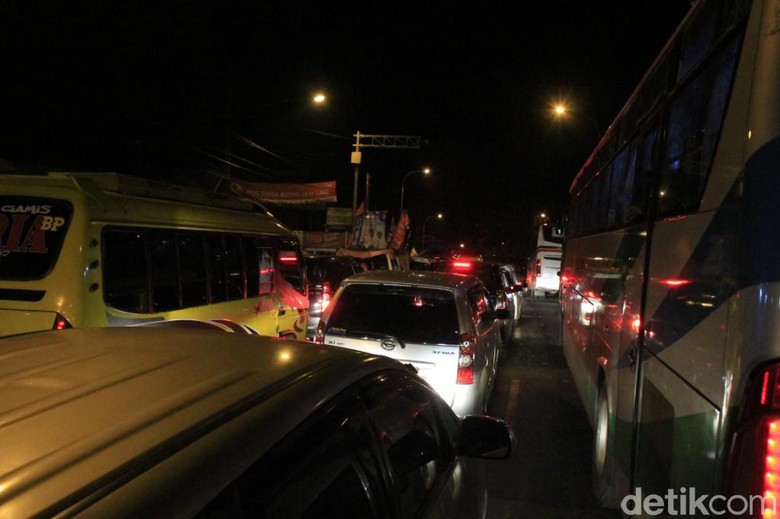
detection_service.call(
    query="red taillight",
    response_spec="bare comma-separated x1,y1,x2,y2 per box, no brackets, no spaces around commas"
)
314,322,325,344
659,278,691,287
279,251,298,264
535,259,541,275
452,261,472,270
457,334,476,385
53,313,72,331
765,420,780,515
320,282,332,311
728,365,780,517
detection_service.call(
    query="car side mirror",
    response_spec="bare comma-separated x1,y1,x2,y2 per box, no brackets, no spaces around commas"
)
458,415,514,459
493,309,511,320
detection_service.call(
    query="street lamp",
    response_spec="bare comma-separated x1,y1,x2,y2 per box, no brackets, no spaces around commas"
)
550,101,602,142
421,213,443,251
399,167,431,216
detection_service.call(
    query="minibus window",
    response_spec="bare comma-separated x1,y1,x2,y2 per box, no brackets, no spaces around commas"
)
243,236,259,296
208,235,227,304
258,246,274,295
103,229,150,313
149,230,179,312
178,233,208,308
223,235,244,300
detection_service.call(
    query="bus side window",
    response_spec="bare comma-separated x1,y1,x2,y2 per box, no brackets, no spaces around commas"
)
207,235,227,304
223,235,244,301
610,140,638,227
243,236,259,297
178,233,208,308
657,34,740,217
149,230,179,313
102,229,150,313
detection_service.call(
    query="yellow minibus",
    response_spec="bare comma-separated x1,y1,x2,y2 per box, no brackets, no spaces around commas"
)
0,172,308,338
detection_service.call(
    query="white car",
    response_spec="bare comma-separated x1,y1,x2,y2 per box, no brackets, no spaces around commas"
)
315,270,510,416
0,327,513,518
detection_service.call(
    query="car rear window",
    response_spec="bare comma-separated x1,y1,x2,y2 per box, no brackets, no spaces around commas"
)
326,284,460,344
0,197,73,280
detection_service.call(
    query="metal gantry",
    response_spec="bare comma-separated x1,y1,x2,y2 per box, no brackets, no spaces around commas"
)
350,131,423,223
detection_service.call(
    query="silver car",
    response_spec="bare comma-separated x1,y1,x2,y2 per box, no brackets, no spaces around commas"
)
0,327,513,517
315,270,510,416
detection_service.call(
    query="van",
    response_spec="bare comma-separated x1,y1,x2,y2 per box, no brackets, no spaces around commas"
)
0,327,514,517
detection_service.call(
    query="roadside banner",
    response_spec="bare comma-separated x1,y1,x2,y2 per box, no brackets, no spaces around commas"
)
303,231,349,250
349,211,389,249
230,180,337,205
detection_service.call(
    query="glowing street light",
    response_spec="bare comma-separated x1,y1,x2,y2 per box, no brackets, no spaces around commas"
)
399,167,431,215
312,92,326,104
550,100,601,142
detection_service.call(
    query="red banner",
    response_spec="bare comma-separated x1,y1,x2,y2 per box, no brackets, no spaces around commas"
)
303,231,349,249
230,180,337,205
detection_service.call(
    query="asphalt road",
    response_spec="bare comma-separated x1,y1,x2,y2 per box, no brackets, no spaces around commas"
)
484,296,621,519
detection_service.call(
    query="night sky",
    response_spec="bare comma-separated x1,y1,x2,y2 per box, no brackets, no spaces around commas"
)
0,1,691,258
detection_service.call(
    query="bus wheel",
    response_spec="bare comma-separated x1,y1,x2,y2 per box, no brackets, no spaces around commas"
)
593,386,619,508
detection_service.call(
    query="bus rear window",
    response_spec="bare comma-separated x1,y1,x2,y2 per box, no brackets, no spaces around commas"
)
0,198,73,280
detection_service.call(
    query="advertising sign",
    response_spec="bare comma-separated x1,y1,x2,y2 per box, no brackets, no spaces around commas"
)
230,180,337,205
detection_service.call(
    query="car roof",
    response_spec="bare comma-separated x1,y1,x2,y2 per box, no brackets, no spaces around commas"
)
339,269,480,291
0,327,406,516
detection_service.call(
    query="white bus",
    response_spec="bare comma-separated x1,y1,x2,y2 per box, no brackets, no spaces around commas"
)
560,0,780,514
0,172,308,339
527,223,563,298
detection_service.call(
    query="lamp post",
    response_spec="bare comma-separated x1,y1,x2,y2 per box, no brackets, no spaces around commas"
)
421,212,443,251
399,167,431,216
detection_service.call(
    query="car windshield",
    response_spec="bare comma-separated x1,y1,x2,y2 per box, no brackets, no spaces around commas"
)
326,284,460,344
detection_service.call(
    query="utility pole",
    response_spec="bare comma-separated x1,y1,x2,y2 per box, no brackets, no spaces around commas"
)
350,131,423,226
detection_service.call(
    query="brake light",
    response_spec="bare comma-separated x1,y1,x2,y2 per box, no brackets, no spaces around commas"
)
727,364,780,517
457,334,476,385
279,251,298,264
53,313,72,331
314,322,325,344
765,420,780,514
320,282,332,311
535,259,541,276
452,261,472,270
659,278,691,287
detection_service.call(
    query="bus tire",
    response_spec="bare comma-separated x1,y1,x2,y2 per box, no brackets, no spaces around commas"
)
593,386,619,508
